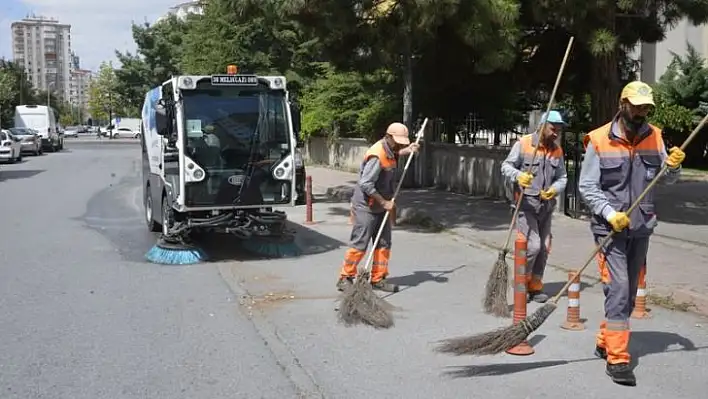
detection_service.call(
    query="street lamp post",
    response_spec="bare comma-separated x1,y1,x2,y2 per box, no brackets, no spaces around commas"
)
47,81,55,107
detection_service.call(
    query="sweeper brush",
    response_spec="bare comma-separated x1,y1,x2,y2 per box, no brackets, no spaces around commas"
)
435,302,557,356
337,271,395,329
145,236,206,265
240,234,302,258
482,251,511,317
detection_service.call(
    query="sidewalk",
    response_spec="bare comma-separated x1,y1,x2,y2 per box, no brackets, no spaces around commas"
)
306,165,708,316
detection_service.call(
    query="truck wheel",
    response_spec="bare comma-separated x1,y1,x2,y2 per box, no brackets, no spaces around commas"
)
144,184,161,232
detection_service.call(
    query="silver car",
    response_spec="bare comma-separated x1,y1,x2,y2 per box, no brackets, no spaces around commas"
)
63,126,80,138
8,127,43,156
0,130,23,162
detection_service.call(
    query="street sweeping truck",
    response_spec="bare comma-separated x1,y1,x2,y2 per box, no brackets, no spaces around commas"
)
141,64,307,263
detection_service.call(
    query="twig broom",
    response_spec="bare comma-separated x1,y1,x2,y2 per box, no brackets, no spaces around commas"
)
440,111,708,356
337,118,429,329
483,37,576,317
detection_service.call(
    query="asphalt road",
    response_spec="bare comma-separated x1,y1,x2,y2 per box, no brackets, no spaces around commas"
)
0,143,299,399
2,142,707,399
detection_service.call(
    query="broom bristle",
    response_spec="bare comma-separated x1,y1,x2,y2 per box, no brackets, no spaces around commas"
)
337,272,394,329
482,252,511,317
434,302,558,356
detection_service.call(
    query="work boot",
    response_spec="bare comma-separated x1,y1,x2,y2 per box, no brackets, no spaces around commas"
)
594,345,607,359
372,279,399,293
606,362,636,386
336,277,354,292
528,290,549,303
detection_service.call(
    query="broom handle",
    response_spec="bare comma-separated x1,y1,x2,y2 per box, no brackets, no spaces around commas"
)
550,112,708,304
501,36,575,252
362,118,429,279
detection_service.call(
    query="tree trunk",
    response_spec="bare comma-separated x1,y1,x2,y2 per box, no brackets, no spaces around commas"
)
591,6,620,127
591,50,620,126
402,44,414,131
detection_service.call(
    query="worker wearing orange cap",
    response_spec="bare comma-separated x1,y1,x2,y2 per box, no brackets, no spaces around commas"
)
579,81,685,386
337,122,420,293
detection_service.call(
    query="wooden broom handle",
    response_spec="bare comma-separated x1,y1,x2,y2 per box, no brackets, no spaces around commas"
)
550,112,708,304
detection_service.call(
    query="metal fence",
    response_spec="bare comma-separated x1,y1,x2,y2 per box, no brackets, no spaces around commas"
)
423,113,529,147
562,130,591,219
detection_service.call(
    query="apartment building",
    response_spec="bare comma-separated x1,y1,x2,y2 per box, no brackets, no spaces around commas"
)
630,18,708,84
69,69,92,117
11,15,72,102
156,1,203,23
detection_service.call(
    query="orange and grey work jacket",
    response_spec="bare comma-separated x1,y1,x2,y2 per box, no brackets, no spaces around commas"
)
350,139,397,213
501,132,567,198
578,118,680,237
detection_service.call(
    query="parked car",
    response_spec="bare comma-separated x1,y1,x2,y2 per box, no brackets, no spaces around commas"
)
8,127,42,155
112,126,139,138
64,126,80,138
0,129,23,163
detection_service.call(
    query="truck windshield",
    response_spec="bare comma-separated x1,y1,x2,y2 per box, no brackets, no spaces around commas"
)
181,82,290,171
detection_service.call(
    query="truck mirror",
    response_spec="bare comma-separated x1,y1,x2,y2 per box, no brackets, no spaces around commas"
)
155,102,169,136
290,103,302,144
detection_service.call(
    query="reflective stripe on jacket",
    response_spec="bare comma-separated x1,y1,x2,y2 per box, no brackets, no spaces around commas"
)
350,139,397,213
583,121,663,236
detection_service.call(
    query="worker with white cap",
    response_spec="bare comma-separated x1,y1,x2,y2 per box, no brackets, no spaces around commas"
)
337,122,420,293
501,110,568,302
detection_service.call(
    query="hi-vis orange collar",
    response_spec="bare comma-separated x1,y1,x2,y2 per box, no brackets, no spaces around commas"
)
381,139,396,159
608,115,652,142
530,132,558,150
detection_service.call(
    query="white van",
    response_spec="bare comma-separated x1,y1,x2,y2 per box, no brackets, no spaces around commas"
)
14,105,63,152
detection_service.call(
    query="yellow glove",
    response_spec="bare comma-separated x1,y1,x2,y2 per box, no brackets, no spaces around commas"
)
607,211,630,232
540,187,557,200
517,172,534,188
665,146,685,169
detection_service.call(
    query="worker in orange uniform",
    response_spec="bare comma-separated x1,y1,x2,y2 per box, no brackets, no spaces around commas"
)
337,122,420,293
501,110,568,303
579,81,684,386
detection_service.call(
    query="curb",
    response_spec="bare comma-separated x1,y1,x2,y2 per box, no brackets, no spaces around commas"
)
318,184,708,318
65,139,140,145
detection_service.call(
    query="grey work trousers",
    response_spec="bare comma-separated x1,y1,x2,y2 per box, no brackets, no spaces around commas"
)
516,197,554,284
349,208,392,251
595,234,650,322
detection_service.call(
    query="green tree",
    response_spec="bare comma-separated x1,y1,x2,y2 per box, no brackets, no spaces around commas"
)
181,0,319,96
522,0,708,126
299,63,399,142
0,59,37,127
291,0,523,128
115,15,191,115
87,62,124,123
651,43,708,166
0,68,17,128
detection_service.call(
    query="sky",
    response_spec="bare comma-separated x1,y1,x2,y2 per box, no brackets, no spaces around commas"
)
0,0,178,72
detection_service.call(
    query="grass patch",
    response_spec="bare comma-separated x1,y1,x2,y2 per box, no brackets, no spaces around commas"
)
647,293,695,312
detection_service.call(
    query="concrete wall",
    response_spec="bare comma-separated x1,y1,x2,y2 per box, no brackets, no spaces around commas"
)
302,136,513,200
